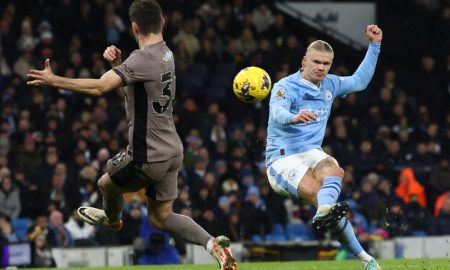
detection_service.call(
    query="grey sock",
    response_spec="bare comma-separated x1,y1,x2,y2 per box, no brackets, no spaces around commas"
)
162,213,212,247
102,193,124,223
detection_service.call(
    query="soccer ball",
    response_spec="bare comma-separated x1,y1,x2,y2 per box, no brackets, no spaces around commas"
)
233,66,272,103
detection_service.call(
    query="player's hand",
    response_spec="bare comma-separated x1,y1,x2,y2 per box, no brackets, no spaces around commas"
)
27,58,55,86
366,24,382,43
103,45,122,67
292,110,317,124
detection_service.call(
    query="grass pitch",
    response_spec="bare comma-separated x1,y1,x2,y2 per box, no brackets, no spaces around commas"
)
31,258,450,270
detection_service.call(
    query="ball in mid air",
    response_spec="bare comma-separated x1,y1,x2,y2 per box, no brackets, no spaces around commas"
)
232,66,272,103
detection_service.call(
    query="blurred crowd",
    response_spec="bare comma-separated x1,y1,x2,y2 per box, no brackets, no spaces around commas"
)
0,0,449,267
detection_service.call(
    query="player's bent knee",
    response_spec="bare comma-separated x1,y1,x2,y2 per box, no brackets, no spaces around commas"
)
334,166,345,178
315,164,344,180
148,214,164,230
149,211,172,231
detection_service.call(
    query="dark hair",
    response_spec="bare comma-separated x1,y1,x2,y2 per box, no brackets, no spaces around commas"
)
129,0,162,35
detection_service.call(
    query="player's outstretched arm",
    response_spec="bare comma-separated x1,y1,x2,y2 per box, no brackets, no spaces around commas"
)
27,59,123,96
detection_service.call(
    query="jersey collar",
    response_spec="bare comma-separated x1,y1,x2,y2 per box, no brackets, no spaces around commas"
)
298,71,321,90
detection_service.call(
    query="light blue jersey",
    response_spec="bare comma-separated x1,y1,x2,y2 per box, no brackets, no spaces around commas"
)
266,43,381,167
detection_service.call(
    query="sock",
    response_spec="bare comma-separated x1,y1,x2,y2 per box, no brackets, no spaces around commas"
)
328,218,370,261
162,213,212,248
317,176,342,207
102,193,124,223
357,250,374,265
206,237,215,253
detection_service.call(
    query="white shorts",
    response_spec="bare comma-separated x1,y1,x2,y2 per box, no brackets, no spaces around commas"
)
266,148,333,199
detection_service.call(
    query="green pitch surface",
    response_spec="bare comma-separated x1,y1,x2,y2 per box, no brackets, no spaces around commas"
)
32,259,450,270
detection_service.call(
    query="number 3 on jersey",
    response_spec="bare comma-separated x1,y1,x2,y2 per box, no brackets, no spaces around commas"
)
153,71,172,114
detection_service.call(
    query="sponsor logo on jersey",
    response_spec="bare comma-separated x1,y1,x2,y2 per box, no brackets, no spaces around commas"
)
121,63,134,75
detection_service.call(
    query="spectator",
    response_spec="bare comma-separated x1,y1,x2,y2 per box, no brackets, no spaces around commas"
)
32,233,55,268
64,209,96,246
429,156,450,203
119,202,144,245
251,4,274,34
428,198,450,236
0,175,21,219
395,167,426,207
433,190,450,217
0,216,18,243
385,201,410,237
15,134,42,181
240,185,271,239
26,215,57,247
403,194,431,234
48,210,73,247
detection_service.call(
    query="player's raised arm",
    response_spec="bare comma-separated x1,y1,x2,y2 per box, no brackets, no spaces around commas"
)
336,24,383,96
27,58,123,96
103,45,127,97
366,24,383,43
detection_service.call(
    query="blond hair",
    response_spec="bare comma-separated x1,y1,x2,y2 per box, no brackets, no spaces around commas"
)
301,40,334,71
306,40,334,55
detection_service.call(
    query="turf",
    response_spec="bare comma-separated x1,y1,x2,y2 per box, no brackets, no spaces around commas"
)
31,258,450,270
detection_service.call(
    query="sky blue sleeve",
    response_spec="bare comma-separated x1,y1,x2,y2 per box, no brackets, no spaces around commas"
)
335,42,381,96
270,85,296,125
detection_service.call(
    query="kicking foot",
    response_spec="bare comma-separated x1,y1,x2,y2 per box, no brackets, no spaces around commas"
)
364,258,382,270
211,236,238,270
77,206,123,231
312,202,349,230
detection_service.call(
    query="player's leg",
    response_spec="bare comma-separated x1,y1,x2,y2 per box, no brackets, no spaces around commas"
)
146,155,237,270
312,155,381,269
327,218,381,269
313,156,344,207
147,198,237,269
267,153,319,202
78,172,126,229
268,153,380,269
78,152,145,229
311,156,349,229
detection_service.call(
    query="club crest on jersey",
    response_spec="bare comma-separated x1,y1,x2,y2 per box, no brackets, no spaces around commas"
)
325,89,332,100
275,88,285,100
288,169,298,180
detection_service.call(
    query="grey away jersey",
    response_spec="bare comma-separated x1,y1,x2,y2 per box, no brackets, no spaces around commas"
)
113,41,183,162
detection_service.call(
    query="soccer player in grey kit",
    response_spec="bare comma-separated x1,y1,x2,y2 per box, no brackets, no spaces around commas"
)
27,1,237,269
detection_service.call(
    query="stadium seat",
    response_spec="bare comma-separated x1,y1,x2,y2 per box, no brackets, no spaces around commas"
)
251,234,263,243
271,223,285,235
413,231,427,237
285,223,313,241
264,223,287,242
11,218,32,241
265,233,287,242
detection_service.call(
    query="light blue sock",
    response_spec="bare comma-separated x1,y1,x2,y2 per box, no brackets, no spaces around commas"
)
317,176,342,207
329,218,364,256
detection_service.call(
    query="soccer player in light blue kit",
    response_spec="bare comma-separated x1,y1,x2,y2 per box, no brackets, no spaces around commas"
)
266,25,383,270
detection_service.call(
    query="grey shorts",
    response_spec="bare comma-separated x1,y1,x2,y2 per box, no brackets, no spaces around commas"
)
106,152,182,201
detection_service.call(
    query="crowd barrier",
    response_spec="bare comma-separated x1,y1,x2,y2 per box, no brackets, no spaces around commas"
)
45,236,450,267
